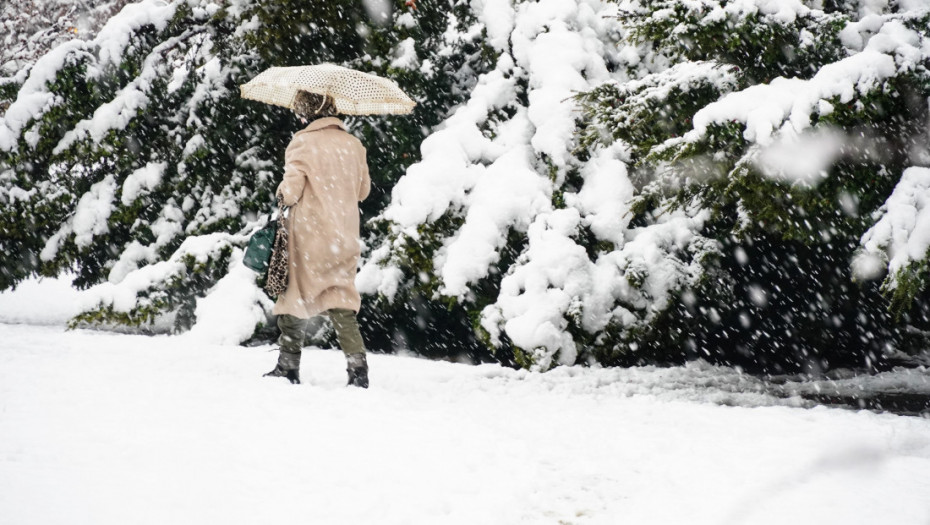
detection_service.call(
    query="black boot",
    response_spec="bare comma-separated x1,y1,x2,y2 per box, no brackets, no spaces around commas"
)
346,354,368,388
264,364,300,384
264,350,301,384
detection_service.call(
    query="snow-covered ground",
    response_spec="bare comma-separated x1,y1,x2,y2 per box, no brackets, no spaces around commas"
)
0,323,929,524
2,280,930,524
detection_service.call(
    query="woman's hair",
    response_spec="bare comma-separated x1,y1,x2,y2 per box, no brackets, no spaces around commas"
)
293,90,338,120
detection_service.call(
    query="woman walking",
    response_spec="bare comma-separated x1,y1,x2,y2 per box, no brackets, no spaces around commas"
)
264,91,371,387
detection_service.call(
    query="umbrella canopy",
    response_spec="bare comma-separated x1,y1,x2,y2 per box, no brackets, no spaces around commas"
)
239,64,416,115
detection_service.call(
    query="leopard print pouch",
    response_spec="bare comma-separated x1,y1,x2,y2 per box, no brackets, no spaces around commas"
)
264,201,289,297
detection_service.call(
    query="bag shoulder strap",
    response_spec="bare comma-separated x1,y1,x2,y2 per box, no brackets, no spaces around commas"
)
275,197,289,228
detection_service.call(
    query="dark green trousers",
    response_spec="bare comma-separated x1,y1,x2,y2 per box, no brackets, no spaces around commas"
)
276,309,366,370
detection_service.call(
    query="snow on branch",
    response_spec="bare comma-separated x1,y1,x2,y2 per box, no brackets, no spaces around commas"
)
53,28,208,154
858,167,930,286
685,18,928,146
0,0,178,152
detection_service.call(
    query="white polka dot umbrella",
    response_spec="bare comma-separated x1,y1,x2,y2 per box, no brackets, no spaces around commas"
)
239,63,416,115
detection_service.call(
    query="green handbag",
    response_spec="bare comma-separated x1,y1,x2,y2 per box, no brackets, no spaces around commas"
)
243,218,276,272
243,201,286,273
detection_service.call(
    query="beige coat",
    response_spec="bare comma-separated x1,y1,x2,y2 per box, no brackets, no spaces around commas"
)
272,117,370,319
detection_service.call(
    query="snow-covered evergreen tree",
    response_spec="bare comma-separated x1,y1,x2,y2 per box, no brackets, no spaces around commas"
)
360,0,714,370
0,0,488,342
1,0,133,76
362,0,930,372
587,0,930,372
